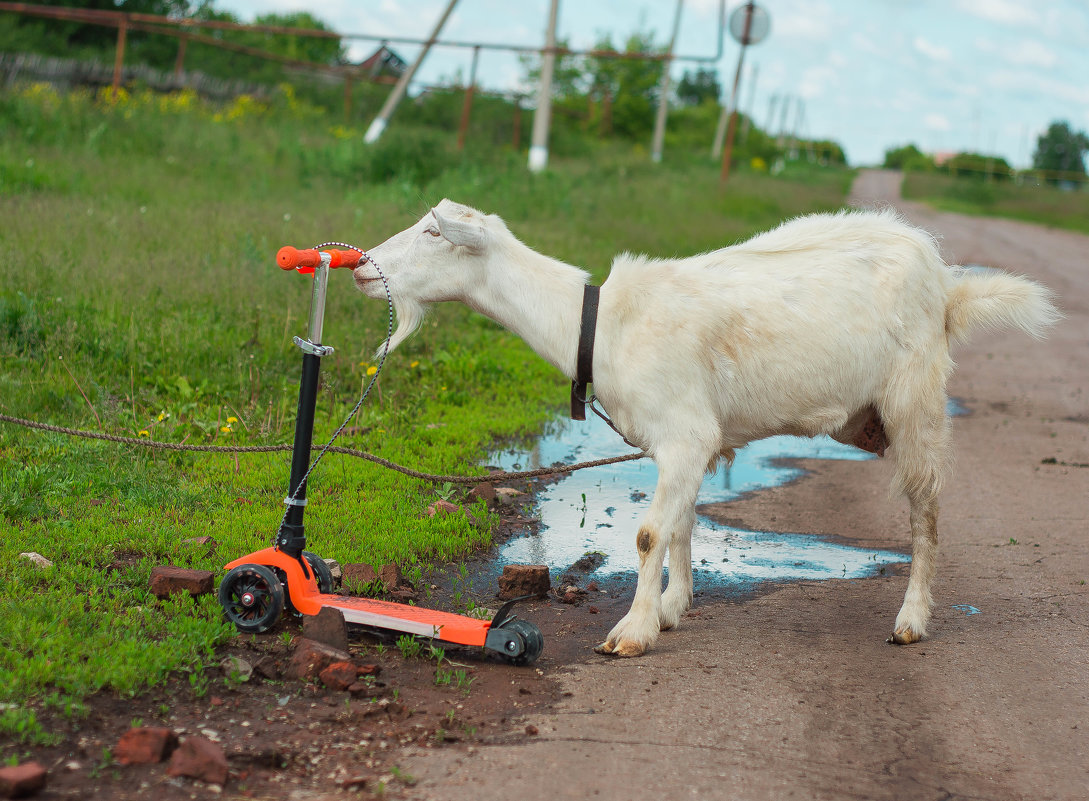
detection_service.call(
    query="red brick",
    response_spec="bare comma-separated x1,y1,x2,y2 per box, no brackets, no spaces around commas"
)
148,565,214,599
166,736,228,785
319,661,358,691
497,564,550,600
116,727,179,765
283,638,351,682
0,761,46,798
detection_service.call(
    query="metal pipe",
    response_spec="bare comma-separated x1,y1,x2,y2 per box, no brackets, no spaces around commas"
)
0,1,728,64
365,0,459,143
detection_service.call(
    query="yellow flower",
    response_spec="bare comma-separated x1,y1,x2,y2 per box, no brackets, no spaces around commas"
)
226,416,238,424
220,426,232,434
366,366,378,376
138,430,150,437
410,360,420,368
156,411,169,422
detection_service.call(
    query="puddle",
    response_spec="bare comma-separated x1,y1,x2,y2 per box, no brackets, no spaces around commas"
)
489,400,972,591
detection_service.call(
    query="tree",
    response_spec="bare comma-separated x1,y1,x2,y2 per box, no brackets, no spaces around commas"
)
585,31,663,139
1032,121,1089,182
676,68,720,106
883,143,935,172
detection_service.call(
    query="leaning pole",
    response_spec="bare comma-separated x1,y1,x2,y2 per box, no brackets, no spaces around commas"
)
364,0,459,144
528,0,560,172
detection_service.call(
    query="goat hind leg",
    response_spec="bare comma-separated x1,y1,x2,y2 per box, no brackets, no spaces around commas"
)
890,493,939,644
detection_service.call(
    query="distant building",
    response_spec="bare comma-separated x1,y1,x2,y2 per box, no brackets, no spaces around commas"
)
360,46,407,80
931,150,956,167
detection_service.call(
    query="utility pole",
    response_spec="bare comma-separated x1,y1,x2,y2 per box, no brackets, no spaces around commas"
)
719,2,768,182
738,61,758,143
364,0,459,144
651,0,685,164
456,46,481,150
529,0,560,172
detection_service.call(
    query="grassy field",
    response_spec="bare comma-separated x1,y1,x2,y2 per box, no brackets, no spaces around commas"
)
902,170,1089,235
0,82,853,744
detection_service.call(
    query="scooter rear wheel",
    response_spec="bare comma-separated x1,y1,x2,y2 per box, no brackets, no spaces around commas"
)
219,563,285,634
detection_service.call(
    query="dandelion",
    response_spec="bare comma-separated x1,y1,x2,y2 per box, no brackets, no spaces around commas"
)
410,360,420,368
138,430,150,437
156,411,170,422
366,366,378,376
226,416,238,424
220,426,232,434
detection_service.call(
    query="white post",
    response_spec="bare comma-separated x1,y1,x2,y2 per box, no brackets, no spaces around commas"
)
528,0,560,172
651,0,684,164
364,0,459,144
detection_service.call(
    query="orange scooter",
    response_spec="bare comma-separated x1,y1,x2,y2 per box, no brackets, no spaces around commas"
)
217,245,542,664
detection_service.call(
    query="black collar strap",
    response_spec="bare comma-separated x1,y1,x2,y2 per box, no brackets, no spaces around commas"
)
571,284,599,421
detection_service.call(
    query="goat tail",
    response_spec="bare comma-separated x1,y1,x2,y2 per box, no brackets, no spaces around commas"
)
945,268,1061,344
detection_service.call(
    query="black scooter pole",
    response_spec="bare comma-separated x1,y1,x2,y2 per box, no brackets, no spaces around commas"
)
275,254,335,562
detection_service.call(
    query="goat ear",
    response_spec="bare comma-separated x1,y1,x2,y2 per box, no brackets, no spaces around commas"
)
432,208,486,252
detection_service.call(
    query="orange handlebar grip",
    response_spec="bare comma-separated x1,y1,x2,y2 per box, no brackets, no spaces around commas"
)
327,249,363,269
277,246,322,270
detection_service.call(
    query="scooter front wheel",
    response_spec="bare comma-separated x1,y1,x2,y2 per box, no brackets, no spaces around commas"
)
219,563,286,634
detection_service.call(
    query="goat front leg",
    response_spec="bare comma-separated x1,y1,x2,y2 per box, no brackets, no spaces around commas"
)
595,449,705,657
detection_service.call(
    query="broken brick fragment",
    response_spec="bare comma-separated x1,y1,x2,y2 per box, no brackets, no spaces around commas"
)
116,727,179,765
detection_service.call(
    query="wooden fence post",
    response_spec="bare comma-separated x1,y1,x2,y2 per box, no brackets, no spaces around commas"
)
111,16,128,95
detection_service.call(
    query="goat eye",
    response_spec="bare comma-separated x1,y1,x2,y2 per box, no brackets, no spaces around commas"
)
426,227,441,237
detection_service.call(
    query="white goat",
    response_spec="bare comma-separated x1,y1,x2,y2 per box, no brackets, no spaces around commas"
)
355,199,1058,657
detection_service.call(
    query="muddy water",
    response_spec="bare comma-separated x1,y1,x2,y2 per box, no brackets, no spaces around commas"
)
490,415,912,591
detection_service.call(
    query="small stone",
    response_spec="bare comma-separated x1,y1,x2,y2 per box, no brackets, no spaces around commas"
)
148,566,214,599
180,536,217,553
426,500,460,517
494,487,523,498
561,590,580,604
319,661,358,692
116,727,179,765
283,638,352,682
588,606,600,614
0,761,47,797
301,607,348,653
468,482,496,503
18,553,52,569
323,558,342,582
586,581,600,592
220,656,253,682
166,736,228,785
497,564,550,600
252,655,279,680
524,724,539,736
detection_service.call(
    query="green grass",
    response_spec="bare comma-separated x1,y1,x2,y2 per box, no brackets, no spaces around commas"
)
0,81,851,745
902,171,1089,235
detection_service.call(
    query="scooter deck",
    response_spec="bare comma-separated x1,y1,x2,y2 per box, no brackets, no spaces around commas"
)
225,547,490,647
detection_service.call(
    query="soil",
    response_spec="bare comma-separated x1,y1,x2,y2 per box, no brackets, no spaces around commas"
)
10,171,1089,800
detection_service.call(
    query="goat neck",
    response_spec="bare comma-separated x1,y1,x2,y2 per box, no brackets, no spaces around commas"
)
463,235,590,380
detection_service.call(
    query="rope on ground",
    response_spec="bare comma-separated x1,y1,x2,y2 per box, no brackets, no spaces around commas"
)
0,412,647,484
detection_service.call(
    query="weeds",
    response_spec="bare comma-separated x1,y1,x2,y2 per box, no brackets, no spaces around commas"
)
0,80,852,742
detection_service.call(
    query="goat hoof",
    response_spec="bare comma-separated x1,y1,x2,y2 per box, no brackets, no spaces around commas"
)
594,638,644,657
887,626,924,645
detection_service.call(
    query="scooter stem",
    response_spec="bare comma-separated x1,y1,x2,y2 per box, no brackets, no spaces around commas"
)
276,256,333,558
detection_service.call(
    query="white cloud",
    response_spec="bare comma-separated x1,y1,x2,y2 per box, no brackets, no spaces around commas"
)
913,36,952,63
955,0,1038,27
1005,40,1059,69
924,113,952,132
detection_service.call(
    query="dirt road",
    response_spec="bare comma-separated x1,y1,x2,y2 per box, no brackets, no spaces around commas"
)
399,171,1089,801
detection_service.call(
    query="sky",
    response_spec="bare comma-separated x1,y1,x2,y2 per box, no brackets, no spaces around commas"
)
216,0,1089,168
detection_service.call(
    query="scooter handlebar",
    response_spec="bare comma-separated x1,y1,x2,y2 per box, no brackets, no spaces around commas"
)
277,246,364,271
